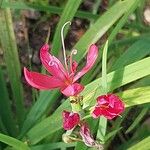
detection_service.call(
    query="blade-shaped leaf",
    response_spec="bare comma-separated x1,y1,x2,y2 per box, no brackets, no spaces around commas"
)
19,90,60,138
0,68,17,136
1,1,99,20
31,142,76,150
127,136,150,150
0,133,30,150
0,6,25,126
97,41,108,141
111,39,150,71
74,0,139,61
125,107,148,134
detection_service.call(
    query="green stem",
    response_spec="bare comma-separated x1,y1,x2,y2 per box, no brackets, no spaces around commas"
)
96,41,108,142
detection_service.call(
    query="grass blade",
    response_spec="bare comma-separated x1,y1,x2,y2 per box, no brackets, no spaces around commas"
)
20,90,60,138
127,136,150,150
126,108,149,134
111,39,150,71
108,0,142,44
31,142,76,150
0,133,30,150
74,0,138,61
0,6,25,126
120,86,150,107
0,68,17,136
97,41,108,142
1,1,99,20
0,116,8,134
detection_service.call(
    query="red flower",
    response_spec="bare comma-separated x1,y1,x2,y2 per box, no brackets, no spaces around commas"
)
92,94,125,120
24,44,98,96
62,110,80,130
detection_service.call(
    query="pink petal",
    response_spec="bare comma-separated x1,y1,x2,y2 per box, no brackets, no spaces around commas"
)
61,83,84,96
62,110,80,130
92,107,116,120
97,95,109,105
24,67,65,90
73,44,98,82
80,123,99,148
40,44,68,81
92,94,125,120
92,106,102,118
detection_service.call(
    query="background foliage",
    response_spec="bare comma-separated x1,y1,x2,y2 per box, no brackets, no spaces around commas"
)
0,0,150,149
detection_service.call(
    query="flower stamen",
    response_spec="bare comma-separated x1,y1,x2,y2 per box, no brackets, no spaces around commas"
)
61,21,71,71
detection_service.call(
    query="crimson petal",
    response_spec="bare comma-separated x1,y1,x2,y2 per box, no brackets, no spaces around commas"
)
62,110,80,130
40,44,68,81
73,44,98,82
92,94,125,120
61,83,84,96
24,67,64,90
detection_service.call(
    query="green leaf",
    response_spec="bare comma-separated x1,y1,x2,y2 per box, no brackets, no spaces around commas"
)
26,57,150,145
0,133,30,150
75,142,87,150
106,109,130,145
0,6,25,126
26,100,70,145
74,0,139,62
0,116,8,134
31,142,76,150
1,1,99,20
104,127,122,142
119,86,150,107
130,76,150,89
102,41,108,94
0,68,17,136
126,108,148,133
97,41,108,141
52,0,82,55
81,0,142,85
111,39,150,71
20,90,60,138
127,136,150,150
108,0,142,44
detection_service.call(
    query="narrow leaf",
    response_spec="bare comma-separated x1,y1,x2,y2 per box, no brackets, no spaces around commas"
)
97,41,108,141
126,108,148,133
31,142,76,150
74,0,138,61
0,68,17,136
0,133,30,150
127,136,150,150
0,6,25,126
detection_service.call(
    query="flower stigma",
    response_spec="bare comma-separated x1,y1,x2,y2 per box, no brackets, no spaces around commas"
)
61,21,71,71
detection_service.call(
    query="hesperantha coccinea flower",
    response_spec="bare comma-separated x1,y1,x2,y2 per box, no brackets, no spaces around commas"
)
24,22,98,97
91,94,125,120
62,110,80,130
